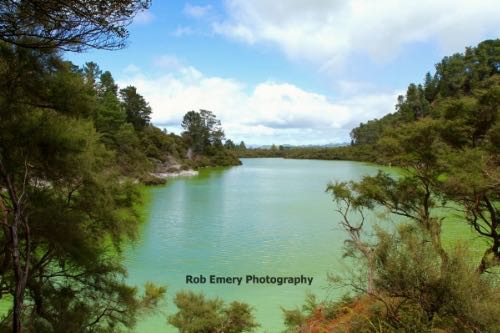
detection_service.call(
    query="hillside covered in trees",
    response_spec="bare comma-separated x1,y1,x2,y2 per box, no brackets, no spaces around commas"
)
239,39,499,164
277,40,500,332
0,47,240,186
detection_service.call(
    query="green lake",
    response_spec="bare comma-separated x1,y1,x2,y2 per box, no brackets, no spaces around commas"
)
124,158,392,332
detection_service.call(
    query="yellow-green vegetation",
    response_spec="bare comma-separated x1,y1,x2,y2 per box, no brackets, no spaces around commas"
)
135,185,154,223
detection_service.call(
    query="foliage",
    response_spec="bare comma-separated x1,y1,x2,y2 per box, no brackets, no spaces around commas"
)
181,109,225,154
120,86,152,130
0,0,151,51
168,291,258,333
0,35,242,331
224,139,236,150
285,39,500,332
181,109,241,167
0,42,170,333
0,2,240,332
286,226,500,333
370,225,500,332
237,144,379,162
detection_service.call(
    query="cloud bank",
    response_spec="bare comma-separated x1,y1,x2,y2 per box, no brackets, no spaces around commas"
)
118,65,400,145
212,0,500,71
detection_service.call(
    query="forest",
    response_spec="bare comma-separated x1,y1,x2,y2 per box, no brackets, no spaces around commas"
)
0,1,240,332
0,1,498,332
275,39,500,332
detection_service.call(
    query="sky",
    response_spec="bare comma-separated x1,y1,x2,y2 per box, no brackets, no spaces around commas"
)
66,0,500,146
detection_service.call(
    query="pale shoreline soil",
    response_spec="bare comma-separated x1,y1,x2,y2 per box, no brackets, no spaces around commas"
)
151,169,198,178
147,155,198,183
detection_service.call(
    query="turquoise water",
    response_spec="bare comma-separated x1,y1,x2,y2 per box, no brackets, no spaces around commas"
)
124,158,384,332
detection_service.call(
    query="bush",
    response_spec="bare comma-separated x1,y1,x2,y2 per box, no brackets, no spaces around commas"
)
168,291,259,333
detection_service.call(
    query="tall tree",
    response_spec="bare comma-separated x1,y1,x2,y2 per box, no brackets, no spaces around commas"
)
181,110,225,154
119,86,152,130
0,42,164,333
224,139,236,150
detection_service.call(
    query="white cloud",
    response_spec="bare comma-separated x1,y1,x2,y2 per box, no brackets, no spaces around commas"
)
213,0,500,71
183,3,213,18
172,26,195,37
171,25,212,38
133,10,155,25
153,55,183,70
117,66,400,145
123,64,141,74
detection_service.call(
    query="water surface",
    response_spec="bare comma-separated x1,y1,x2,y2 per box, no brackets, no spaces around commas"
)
125,158,384,332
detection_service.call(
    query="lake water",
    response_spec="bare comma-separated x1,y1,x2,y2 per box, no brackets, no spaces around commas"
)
124,158,386,332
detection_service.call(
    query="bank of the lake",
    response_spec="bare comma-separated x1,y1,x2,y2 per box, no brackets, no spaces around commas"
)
124,158,480,332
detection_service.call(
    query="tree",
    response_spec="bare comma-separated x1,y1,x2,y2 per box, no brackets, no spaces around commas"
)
326,182,376,293
200,109,225,148
423,72,438,102
293,40,500,332
370,225,499,331
181,111,206,154
366,120,450,264
168,291,258,333
119,86,152,130
96,71,127,141
181,110,225,154
288,225,500,332
0,0,151,51
222,302,259,333
99,71,118,96
395,83,430,122
238,141,246,150
224,139,236,150
439,148,499,273
0,42,62,333
82,62,101,91
0,41,164,333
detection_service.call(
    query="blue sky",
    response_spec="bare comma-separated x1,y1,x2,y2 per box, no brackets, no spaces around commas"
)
67,0,500,145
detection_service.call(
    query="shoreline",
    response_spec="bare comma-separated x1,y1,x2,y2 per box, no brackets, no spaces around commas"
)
151,169,199,179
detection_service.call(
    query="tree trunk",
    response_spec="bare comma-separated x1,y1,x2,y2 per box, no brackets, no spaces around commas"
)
477,245,500,274
11,217,24,333
475,196,498,274
0,160,30,333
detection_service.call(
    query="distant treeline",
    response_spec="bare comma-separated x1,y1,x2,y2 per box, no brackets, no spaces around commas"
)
237,144,374,162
